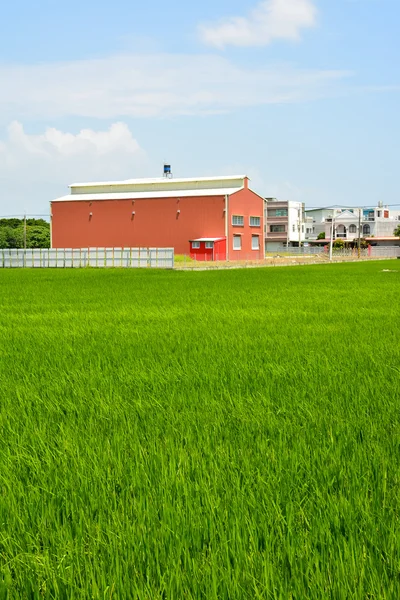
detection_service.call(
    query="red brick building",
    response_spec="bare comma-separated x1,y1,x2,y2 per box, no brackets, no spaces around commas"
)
51,175,265,260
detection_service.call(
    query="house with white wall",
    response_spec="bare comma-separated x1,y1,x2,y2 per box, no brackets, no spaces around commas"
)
265,199,306,252
305,204,400,245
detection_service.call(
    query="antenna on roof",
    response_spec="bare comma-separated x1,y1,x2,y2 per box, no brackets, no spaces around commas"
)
163,164,172,178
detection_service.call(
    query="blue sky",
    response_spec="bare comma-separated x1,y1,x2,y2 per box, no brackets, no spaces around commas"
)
0,0,399,215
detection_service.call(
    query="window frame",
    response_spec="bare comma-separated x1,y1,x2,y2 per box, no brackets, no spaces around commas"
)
205,241,214,249
232,215,244,227
249,216,261,227
251,235,260,250
363,224,371,235
233,235,242,251
191,241,200,249
270,224,286,233
268,209,288,217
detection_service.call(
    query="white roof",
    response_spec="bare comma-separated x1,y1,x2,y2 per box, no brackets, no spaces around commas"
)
52,188,242,203
189,237,226,242
69,175,247,188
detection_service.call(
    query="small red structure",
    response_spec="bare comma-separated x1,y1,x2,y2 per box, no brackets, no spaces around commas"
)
189,237,226,261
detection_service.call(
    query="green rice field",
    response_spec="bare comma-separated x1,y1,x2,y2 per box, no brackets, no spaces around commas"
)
0,261,399,598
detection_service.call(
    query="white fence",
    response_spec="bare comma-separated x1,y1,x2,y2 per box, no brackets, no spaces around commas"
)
369,246,400,258
275,245,400,258
274,246,326,255
0,248,174,269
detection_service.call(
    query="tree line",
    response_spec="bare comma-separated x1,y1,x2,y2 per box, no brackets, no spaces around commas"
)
0,218,50,249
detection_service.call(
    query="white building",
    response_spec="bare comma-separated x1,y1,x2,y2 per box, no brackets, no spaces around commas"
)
305,204,400,244
265,199,306,252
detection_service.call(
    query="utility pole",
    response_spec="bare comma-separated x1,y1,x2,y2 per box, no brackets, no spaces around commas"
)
23,213,27,251
329,210,335,261
357,207,361,258
23,213,27,268
298,207,302,249
286,203,289,249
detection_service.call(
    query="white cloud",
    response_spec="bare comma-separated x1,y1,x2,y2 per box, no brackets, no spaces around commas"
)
0,122,149,215
199,0,317,49
5,121,141,159
0,52,347,123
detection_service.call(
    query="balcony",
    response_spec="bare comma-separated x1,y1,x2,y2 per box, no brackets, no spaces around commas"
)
266,232,287,239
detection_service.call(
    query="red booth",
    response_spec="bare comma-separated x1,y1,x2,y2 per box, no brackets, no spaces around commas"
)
189,237,226,261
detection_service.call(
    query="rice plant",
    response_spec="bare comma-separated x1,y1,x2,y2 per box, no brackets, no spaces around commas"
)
0,261,399,598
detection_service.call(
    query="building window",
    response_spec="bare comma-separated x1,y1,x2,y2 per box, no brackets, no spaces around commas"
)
249,216,261,227
363,224,371,235
268,209,288,217
349,224,357,233
205,241,214,249
293,224,296,232
192,241,200,249
232,215,244,226
270,225,285,233
252,235,259,250
377,211,382,218
233,235,241,250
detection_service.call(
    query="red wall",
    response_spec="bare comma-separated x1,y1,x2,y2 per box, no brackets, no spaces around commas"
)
190,241,213,261
228,188,264,260
214,238,227,261
51,195,226,254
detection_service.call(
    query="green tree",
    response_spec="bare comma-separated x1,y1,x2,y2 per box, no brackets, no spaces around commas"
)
0,218,50,248
0,228,9,248
333,238,345,249
26,226,50,248
394,224,400,237
5,226,24,248
0,225,24,248
0,218,21,229
26,218,48,228
317,232,326,240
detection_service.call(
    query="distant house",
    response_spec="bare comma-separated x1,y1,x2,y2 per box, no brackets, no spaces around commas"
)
51,175,265,260
305,205,400,245
264,199,306,252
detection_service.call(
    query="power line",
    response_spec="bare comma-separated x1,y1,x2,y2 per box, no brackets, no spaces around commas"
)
0,214,50,218
305,204,400,210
